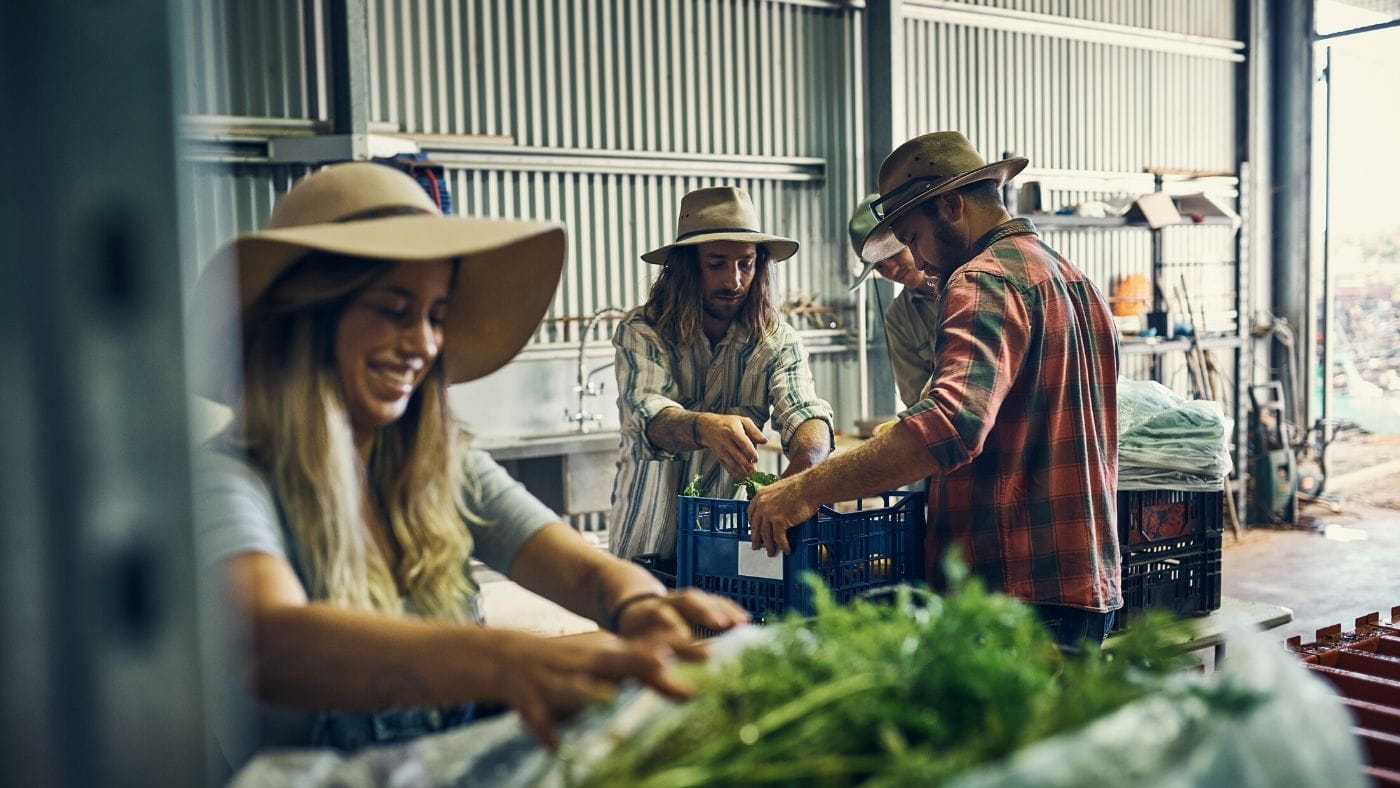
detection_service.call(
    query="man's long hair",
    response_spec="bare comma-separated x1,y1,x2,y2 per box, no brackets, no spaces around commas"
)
642,244,779,343
226,251,482,621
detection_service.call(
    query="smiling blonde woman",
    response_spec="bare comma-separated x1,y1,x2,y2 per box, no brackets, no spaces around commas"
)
190,163,747,769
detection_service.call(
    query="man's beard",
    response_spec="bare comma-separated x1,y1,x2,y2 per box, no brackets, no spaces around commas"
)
925,218,973,276
702,291,746,322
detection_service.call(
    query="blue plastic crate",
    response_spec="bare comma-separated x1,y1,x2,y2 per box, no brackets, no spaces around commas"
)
675,491,926,622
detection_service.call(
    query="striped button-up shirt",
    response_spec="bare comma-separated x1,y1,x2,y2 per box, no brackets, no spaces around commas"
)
898,219,1121,611
609,307,835,559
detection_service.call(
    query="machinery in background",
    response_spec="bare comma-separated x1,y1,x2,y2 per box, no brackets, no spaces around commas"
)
1249,382,1299,526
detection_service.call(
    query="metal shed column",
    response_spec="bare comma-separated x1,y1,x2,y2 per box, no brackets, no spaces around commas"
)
863,0,904,417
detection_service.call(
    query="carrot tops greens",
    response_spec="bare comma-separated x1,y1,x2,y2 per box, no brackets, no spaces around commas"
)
740,471,779,497
572,570,1251,787
681,472,780,498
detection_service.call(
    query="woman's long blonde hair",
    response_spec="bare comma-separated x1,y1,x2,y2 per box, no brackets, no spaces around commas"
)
227,252,480,621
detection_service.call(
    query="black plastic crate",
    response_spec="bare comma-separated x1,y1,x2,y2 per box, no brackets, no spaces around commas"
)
632,552,677,589
1116,531,1223,629
675,491,925,623
1117,488,1224,551
1113,488,1224,632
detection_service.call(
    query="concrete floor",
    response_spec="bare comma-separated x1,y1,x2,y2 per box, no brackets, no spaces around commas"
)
1224,503,1400,644
1223,434,1400,646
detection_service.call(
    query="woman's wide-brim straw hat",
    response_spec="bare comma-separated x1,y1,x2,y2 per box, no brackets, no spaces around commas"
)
641,186,798,264
860,131,1028,263
188,162,566,403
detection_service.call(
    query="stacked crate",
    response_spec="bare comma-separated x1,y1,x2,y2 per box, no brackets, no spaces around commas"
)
1114,488,1224,630
1289,607,1400,785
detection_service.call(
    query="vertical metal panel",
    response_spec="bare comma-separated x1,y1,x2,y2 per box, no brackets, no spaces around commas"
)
180,0,1247,437
356,1,868,349
947,0,1235,38
367,1,858,159
902,13,1236,173
176,0,325,119
180,163,312,290
902,0,1241,401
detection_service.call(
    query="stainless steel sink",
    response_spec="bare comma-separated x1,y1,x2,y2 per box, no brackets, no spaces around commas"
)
476,431,622,515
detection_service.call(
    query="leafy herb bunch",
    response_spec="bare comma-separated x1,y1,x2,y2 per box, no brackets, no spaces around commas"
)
577,567,1205,787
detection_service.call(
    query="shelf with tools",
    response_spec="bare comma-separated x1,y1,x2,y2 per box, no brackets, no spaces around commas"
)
1119,335,1243,356
1028,214,1237,230
1009,165,1251,524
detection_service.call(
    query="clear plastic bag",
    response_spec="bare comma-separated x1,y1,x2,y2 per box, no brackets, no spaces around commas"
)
1118,379,1232,486
230,628,1365,788
946,631,1367,788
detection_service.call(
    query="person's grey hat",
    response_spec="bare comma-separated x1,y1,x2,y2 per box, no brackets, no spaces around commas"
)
847,193,883,291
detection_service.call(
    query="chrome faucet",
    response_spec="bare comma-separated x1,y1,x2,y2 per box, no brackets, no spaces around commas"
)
567,306,626,432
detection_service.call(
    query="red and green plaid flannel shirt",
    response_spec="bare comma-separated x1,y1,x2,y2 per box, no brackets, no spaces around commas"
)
898,219,1121,611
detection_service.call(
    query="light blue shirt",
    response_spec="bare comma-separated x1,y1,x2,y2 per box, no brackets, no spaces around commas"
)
194,441,558,766
196,446,555,577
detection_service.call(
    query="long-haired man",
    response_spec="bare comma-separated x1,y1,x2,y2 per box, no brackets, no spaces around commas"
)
609,186,834,560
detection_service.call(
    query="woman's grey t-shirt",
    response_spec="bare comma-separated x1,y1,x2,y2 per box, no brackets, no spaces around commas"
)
196,446,556,574
194,445,559,767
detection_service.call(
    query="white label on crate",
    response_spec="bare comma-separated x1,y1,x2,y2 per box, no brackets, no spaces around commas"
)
737,543,784,580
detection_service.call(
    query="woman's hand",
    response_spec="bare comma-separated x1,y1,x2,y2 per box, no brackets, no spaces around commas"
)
614,589,750,656
489,629,692,749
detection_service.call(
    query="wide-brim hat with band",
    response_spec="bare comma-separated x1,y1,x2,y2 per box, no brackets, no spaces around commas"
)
847,193,883,291
188,161,566,404
641,186,798,265
860,131,1028,264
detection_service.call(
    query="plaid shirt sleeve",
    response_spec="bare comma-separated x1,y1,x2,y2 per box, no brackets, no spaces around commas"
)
767,326,835,451
613,317,685,462
898,270,1031,470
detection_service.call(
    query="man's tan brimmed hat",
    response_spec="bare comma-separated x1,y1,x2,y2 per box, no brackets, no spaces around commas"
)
860,132,1027,263
188,162,566,403
641,186,798,264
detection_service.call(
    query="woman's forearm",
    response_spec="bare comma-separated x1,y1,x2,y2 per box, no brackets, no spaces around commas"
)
507,523,665,628
248,602,515,710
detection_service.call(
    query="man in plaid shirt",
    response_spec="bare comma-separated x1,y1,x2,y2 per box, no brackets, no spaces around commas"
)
749,132,1121,644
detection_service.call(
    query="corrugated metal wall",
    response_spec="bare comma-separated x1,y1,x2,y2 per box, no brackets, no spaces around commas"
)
368,0,854,155
929,0,1236,39
901,21,1237,172
900,0,1243,414
180,0,868,350
178,0,1246,445
368,0,867,348
175,0,327,119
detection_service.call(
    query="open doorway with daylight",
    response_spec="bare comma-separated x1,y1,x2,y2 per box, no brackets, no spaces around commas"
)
1310,0,1400,511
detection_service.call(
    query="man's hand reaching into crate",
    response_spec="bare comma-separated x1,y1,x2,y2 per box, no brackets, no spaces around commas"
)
749,419,936,556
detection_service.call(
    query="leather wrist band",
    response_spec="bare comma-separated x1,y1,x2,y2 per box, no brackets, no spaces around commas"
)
691,412,702,447
605,591,663,633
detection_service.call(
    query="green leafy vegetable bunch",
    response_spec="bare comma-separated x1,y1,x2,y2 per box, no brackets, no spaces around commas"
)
577,573,1216,787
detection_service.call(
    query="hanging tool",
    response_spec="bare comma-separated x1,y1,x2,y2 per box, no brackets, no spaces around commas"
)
1175,275,1243,538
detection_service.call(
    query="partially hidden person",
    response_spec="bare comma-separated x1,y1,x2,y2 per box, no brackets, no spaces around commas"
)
848,192,943,410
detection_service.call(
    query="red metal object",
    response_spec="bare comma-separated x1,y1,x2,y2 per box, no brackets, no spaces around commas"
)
1289,606,1400,777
